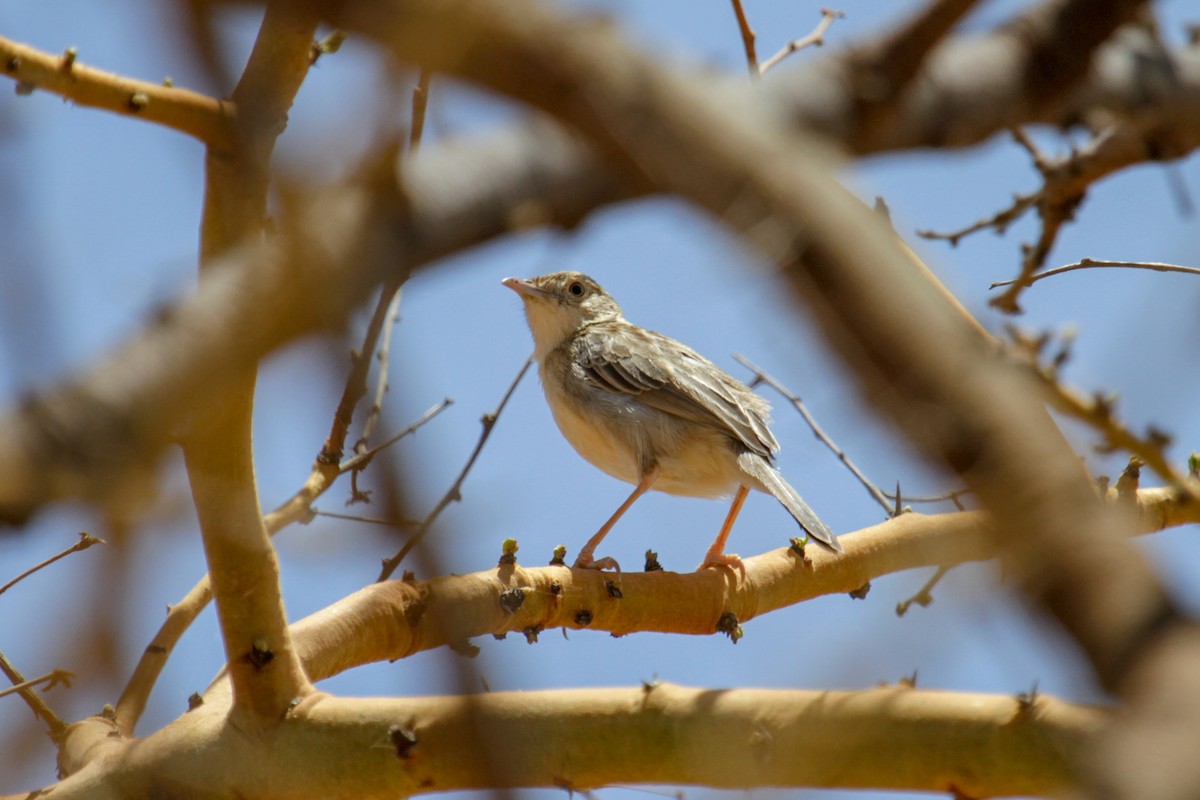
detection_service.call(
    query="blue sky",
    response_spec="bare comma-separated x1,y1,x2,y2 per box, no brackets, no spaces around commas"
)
2,1,1199,797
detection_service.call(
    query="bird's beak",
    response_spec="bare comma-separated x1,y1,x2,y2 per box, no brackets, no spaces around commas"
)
501,277,545,299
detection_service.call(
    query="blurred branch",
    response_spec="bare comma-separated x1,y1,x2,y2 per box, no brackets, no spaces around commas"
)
409,67,432,150
4,2,1200,524
0,532,104,596
759,8,844,75
1005,328,1187,488
40,684,1106,799
0,34,234,145
377,358,532,581
0,651,66,742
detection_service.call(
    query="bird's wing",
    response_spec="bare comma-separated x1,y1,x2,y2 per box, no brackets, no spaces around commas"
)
575,323,778,457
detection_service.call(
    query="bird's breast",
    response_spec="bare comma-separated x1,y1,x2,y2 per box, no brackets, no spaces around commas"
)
539,357,744,498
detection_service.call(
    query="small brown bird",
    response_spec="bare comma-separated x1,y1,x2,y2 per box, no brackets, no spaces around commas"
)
503,271,840,571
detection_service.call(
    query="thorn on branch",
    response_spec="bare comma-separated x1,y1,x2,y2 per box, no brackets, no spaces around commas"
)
389,724,419,759
716,611,744,643
644,549,663,572
60,47,77,72
310,30,347,65
498,587,526,613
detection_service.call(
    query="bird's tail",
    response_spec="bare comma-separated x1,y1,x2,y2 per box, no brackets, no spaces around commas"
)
738,452,842,553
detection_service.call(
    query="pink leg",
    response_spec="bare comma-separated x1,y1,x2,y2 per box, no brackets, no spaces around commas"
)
699,484,749,570
575,465,660,571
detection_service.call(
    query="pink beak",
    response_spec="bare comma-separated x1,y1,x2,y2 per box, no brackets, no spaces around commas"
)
501,277,545,298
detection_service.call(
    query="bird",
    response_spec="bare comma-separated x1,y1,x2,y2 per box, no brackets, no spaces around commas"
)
502,271,841,571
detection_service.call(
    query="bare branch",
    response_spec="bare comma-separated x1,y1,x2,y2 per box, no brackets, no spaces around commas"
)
377,357,533,581
0,669,74,700
289,484,1199,682
409,67,433,150
0,650,66,742
991,257,1200,289
895,565,951,616
728,0,759,77
0,34,233,145
760,8,844,75
734,353,891,514
0,532,104,596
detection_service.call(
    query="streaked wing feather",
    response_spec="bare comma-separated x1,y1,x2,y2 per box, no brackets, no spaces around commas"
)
577,325,776,456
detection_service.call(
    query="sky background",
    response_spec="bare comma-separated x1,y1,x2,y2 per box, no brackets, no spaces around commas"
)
2,1,1199,797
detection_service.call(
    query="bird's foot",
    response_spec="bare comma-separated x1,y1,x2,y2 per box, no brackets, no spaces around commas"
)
698,551,744,572
574,552,621,572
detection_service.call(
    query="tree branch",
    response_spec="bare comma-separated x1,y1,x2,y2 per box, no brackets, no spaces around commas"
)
0,34,234,145
183,0,320,731
30,685,1107,799
280,485,1197,683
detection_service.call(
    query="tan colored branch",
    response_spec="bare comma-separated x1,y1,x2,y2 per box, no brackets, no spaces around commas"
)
114,398,449,735
183,1,321,730
0,34,233,145
283,486,1197,684
35,684,1107,799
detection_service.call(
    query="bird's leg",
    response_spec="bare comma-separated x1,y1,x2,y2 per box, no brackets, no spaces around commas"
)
574,465,660,571
699,484,749,570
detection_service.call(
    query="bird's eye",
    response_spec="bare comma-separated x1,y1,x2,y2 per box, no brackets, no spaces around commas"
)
568,282,585,297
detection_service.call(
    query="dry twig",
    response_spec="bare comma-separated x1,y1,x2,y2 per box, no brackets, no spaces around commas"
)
0,532,104,596
734,353,891,514
377,357,533,581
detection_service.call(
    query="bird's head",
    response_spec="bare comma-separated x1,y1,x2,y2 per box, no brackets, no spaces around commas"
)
502,271,623,358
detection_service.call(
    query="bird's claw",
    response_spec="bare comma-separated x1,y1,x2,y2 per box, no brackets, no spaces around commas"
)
698,551,744,571
574,553,621,572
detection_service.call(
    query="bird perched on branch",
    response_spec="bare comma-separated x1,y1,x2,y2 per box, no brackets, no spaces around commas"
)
503,271,840,571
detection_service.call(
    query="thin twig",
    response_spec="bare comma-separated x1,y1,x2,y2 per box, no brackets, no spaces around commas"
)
728,0,759,77
318,280,404,466
409,67,433,151
760,8,845,74
916,190,1040,246
0,669,74,700
378,357,534,581
882,487,972,506
990,258,1200,289
896,566,950,616
311,509,420,527
0,532,104,596
734,353,891,514
341,397,454,473
348,286,406,502
0,650,66,741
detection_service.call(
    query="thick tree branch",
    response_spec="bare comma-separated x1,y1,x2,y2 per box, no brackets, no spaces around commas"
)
184,0,320,730
278,486,1197,684
29,685,1106,799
